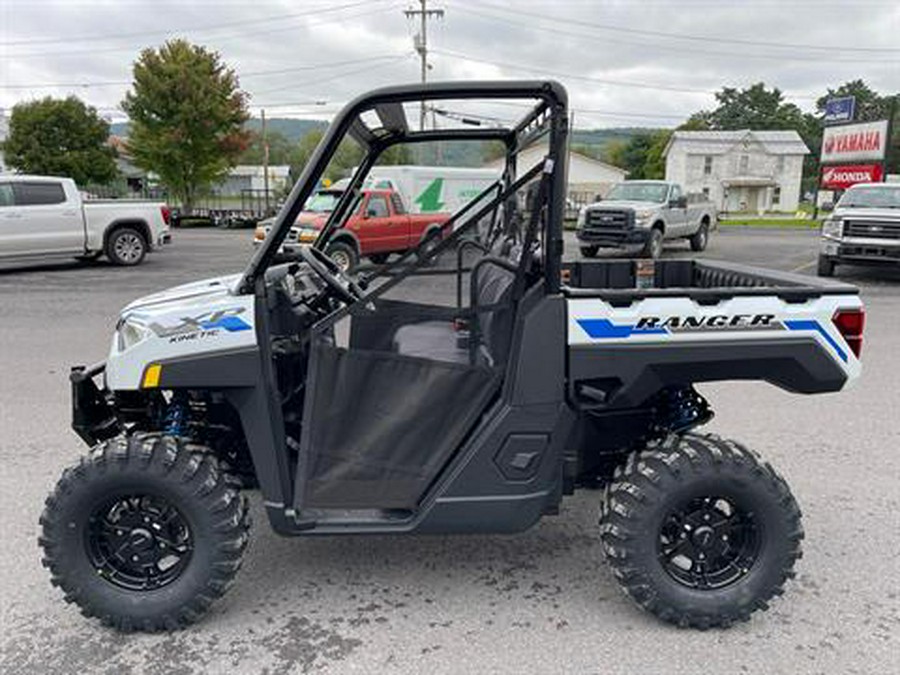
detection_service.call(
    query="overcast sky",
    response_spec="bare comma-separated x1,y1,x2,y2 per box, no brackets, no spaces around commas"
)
1,0,898,130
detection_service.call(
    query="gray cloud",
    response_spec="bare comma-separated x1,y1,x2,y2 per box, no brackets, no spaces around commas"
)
1,0,897,129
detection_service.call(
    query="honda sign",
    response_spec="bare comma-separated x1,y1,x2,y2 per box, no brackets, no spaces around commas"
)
821,164,884,190
821,120,889,163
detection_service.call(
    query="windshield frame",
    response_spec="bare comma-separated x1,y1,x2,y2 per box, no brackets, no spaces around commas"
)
239,81,569,295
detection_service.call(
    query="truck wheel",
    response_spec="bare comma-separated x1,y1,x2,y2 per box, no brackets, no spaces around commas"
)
580,245,599,258
817,255,835,277
599,433,803,629
643,228,664,259
39,434,250,632
106,227,147,266
690,221,710,252
324,241,358,272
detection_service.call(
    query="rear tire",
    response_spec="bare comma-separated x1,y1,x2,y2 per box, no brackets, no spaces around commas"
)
39,434,249,632
642,227,664,259
580,245,599,258
817,255,835,277
324,241,358,272
106,227,147,266
690,220,710,252
600,433,803,629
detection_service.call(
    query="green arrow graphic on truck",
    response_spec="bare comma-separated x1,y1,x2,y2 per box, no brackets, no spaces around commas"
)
415,178,445,212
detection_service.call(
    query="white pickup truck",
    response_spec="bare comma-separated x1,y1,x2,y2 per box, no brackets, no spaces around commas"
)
577,180,717,259
0,175,171,266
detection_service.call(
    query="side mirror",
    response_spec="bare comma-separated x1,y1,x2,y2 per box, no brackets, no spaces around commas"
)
365,208,378,218
820,201,834,212
669,197,687,208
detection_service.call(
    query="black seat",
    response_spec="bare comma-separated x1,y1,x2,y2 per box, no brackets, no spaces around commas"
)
393,260,516,366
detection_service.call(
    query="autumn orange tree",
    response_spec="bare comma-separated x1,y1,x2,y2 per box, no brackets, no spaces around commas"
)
122,40,249,212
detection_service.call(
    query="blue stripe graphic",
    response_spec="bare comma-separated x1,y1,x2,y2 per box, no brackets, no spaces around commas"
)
200,316,252,332
784,319,847,362
577,318,667,339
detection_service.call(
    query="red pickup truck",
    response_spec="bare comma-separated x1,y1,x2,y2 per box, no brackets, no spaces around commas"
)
254,188,450,270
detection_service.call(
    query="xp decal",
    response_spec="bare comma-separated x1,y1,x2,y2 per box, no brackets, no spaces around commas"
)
148,308,252,340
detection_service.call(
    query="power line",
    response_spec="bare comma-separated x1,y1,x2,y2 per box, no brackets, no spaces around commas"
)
431,48,820,100
0,54,411,90
3,2,404,59
447,3,895,65
472,0,900,53
0,0,385,47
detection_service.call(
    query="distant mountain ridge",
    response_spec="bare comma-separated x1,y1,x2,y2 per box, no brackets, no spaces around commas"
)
111,118,651,151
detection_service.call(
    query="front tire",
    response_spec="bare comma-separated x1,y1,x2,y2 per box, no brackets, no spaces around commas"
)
106,227,147,266
39,434,249,632
817,255,835,277
600,434,803,629
642,227,664,259
690,220,710,252
324,241,358,272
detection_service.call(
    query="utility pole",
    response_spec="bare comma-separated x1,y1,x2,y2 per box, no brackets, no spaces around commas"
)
261,108,270,214
404,0,444,130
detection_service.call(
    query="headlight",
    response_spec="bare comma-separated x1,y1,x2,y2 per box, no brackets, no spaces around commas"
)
822,218,842,239
117,317,151,351
635,209,654,222
254,226,267,242
297,227,318,242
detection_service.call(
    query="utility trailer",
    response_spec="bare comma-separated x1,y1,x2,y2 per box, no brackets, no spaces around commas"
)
41,81,864,632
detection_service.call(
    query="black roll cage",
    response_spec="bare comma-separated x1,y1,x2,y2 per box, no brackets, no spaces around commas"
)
239,80,569,298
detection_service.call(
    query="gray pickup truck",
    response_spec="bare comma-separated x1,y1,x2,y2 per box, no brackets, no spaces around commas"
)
818,182,900,276
577,180,717,258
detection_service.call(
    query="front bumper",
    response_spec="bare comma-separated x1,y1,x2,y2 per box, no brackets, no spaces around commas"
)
576,226,650,248
820,237,900,265
71,362,119,446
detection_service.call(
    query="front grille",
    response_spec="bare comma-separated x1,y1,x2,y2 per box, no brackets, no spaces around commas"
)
844,220,900,240
585,209,630,230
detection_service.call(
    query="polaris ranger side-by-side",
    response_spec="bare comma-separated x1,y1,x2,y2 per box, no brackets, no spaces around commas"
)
41,82,865,632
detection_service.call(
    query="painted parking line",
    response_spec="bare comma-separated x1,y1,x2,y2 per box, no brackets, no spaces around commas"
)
790,259,818,273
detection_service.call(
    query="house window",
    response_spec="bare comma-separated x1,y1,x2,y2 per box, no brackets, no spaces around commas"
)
703,156,713,175
773,187,781,206
702,187,710,199
739,154,749,174
776,156,785,173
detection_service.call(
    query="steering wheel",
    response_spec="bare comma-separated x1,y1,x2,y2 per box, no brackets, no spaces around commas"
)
298,245,364,304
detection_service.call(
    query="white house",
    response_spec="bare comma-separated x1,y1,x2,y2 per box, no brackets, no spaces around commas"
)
486,142,627,203
663,130,809,213
213,165,292,197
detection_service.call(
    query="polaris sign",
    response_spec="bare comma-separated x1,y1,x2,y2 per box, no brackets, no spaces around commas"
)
823,96,855,125
821,120,889,163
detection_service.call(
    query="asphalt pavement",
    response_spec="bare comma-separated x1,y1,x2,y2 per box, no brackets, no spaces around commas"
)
1,227,898,674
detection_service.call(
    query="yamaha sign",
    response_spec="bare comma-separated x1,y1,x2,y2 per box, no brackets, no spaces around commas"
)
821,120,889,163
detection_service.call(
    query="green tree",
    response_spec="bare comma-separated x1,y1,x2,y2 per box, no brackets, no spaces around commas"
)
3,96,117,185
696,83,807,131
122,39,249,213
289,128,412,183
237,129,293,166
641,129,673,179
603,132,656,179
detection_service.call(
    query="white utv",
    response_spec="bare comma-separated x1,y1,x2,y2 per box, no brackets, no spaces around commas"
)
41,82,865,632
